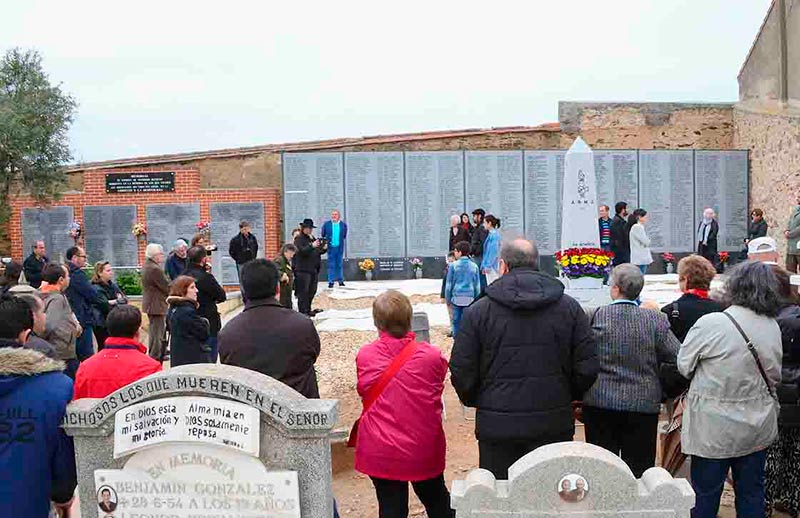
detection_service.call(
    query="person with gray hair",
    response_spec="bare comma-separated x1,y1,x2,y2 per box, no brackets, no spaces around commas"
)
448,214,470,252
678,261,782,518
582,263,680,477
141,243,170,361
450,238,598,479
166,239,189,280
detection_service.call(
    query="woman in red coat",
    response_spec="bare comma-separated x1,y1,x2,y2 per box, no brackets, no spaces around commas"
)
354,290,452,518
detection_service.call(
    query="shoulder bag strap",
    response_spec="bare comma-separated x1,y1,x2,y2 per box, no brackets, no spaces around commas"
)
361,340,420,413
723,311,777,400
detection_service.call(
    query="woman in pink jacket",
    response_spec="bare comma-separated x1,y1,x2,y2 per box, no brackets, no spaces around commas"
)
354,290,452,518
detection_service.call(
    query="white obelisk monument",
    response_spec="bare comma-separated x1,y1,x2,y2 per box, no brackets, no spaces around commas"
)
561,137,600,251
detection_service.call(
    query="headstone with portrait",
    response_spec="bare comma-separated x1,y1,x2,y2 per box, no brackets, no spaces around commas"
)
63,364,337,518
451,442,694,517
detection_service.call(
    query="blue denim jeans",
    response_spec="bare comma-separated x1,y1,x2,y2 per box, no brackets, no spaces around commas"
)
76,325,94,361
207,336,219,364
327,245,344,283
690,450,767,518
451,305,465,336
638,264,648,275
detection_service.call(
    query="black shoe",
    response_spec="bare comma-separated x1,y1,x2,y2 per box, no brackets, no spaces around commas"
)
328,282,334,289
338,281,345,287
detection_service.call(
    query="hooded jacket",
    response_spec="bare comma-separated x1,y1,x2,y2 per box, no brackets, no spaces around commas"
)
0,344,76,516
167,296,211,367
40,287,80,361
450,267,598,441
73,337,162,400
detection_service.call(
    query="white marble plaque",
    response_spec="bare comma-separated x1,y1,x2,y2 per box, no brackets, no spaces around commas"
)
95,443,299,518
695,150,749,251
465,151,524,234
639,151,695,252
405,151,465,256
524,151,565,255
210,202,265,285
594,150,638,210
114,396,259,458
344,152,405,258
283,153,345,242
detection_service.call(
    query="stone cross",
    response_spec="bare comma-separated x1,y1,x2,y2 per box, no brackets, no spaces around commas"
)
63,364,338,518
451,441,694,517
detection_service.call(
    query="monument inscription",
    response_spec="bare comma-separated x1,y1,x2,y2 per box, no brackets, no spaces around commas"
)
21,206,74,262
594,150,638,209
83,205,139,266
466,151,524,234
283,153,345,242
639,150,695,252
523,151,565,255
695,150,749,251
210,202,265,285
146,203,200,250
64,365,337,518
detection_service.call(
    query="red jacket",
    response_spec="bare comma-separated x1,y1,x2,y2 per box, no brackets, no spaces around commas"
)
354,331,448,481
73,337,162,400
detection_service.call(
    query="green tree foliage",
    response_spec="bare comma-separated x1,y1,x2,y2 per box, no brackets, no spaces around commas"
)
0,48,77,223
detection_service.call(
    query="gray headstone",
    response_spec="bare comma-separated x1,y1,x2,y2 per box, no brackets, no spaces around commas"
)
451,441,694,518
146,203,201,251
209,202,265,285
411,311,430,343
83,205,139,267
64,364,337,518
21,206,74,263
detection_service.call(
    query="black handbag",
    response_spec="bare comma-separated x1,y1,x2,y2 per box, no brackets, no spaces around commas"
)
723,312,777,401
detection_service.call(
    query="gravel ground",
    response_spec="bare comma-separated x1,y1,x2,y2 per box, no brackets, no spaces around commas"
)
313,290,443,311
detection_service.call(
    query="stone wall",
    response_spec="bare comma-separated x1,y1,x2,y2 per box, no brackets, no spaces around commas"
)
734,102,800,257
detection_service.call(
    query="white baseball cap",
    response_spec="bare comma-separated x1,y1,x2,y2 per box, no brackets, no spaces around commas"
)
748,236,778,255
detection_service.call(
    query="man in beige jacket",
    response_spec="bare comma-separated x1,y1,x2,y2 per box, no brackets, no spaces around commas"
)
39,263,82,378
141,244,170,361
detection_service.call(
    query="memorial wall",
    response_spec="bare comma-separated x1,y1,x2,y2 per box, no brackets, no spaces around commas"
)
284,150,749,259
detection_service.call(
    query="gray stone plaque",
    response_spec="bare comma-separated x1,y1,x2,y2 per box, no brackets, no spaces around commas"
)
283,153,344,242
344,152,405,258
83,205,138,267
639,150,695,252
465,151,524,235
405,151,465,256
524,151,565,255
64,364,337,518
145,203,200,251
594,150,639,210
695,150,749,251
210,202,265,285
21,206,74,263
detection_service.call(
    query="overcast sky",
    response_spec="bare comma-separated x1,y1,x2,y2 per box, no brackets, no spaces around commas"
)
2,0,772,163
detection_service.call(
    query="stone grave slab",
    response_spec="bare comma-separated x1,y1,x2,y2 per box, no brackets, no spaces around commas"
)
451,441,694,518
209,202,265,285
146,203,200,250
21,206,74,263
83,205,139,267
64,364,337,518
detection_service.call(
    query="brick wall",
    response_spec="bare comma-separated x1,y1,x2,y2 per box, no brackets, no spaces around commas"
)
9,168,281,265
734,103,800,258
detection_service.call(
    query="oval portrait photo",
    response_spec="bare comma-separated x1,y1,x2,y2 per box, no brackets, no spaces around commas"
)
96,485,118,513
558,474,589,502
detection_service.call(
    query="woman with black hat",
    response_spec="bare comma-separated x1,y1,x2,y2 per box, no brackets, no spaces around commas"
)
293,219,327,316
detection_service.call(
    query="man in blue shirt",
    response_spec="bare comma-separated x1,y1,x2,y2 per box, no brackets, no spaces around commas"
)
321,209,348,289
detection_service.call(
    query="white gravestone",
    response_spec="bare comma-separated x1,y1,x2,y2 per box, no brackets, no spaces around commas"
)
561,137,600,251
64,364,337,518
451,442,694,518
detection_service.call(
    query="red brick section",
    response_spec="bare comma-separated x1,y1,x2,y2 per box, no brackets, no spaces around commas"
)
9,169,281,267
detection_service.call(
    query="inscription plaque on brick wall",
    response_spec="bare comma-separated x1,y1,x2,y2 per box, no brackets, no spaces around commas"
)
210,202,265,285
106,172,175,193
83,205,139,267
21,207,75,263
146,203,200,250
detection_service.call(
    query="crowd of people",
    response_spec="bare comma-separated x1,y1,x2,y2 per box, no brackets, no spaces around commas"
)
6,197,800,518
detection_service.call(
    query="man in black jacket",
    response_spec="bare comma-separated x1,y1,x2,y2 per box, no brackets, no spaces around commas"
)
218,259,320,398
185,246,227,362
22,240,47,289
228,220,259,284
450,238,598,479
610,202,630,266
293,219,327,316
470,208,489,292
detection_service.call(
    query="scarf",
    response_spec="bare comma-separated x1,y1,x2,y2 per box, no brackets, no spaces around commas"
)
697,218,713,245
684,289,710,299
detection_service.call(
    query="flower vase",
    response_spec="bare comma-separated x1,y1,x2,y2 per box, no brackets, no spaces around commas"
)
365,270,373,281
414,269,423,279
666,262,675,274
